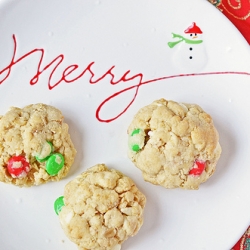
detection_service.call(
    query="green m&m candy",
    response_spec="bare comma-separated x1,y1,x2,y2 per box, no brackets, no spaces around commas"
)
131,128,141,136
54,196,65,215
46,153,65,176
36,141,54,162
131,144,141,152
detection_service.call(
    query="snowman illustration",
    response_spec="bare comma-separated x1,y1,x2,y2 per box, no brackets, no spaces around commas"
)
168,22,208,71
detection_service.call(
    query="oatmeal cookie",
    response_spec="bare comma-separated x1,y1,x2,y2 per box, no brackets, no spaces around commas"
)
0,103,76,187
128,98,221,190
54,164,146,250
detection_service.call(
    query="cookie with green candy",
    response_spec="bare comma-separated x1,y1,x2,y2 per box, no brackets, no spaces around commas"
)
127,98,222,190
0,103,76,187
54,164,146,250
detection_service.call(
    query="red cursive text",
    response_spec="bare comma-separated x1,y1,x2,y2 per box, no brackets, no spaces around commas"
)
1,35,250,122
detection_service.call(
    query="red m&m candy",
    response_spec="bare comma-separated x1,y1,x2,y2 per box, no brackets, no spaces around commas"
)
189,160,206,176
7,155,30,178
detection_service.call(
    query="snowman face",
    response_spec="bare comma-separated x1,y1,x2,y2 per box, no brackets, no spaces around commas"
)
188,33,202,40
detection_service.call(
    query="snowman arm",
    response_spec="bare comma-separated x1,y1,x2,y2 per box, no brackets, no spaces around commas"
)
167,33,184,48
167,39,182,48
172,33,184,39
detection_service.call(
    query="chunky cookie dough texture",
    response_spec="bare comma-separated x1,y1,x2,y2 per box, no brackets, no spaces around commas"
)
0,103,76,187
57,164,146,250
128,99,222,190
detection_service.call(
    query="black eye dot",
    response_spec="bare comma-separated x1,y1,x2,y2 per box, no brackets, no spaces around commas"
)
189,56,192,59
189,47,193,50
195,33,197,36
190,34,193,37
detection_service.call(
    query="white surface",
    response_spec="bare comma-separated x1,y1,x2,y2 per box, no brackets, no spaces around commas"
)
0,0,250,249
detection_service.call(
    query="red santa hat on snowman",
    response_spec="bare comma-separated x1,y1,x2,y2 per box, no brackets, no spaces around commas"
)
184,22,203,34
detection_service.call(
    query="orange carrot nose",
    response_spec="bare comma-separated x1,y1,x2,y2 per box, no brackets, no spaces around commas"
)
192,35,198,39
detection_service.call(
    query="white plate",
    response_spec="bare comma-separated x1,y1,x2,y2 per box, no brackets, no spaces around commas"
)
0,0,250,249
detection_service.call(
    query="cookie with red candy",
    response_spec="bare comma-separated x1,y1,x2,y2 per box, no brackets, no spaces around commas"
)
128,98,222,190
0,103,76,187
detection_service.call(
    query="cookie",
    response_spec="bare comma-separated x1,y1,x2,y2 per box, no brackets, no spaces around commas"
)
0,103,76,187
54,164,146,250
127,98,222,190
